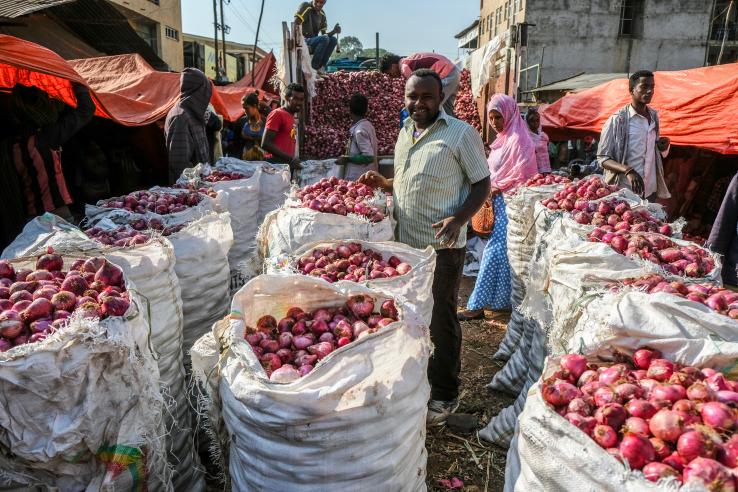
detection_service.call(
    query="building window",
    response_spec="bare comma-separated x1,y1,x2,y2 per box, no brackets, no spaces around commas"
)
148,0,160,5
165,25,179,41
519,0,524,11
619,0,644,37
504,1,510,19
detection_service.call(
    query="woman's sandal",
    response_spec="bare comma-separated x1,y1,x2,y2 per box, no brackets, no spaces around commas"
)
457,309,485,321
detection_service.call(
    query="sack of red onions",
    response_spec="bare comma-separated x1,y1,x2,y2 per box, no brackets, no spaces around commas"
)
85,186,220,226
0,249,170,490
205,275,430,490
2,213,205,488
258,178,394,259
513,344,738,492
269,240,436,326
177,163,261,274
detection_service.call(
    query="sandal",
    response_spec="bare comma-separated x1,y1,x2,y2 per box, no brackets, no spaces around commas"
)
457,309,485,321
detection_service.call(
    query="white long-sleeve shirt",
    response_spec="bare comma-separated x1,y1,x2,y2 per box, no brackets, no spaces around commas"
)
625,105,669,197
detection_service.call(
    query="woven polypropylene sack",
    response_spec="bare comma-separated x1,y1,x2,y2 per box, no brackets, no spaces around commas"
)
257,206,394,259
219,275,430,491
268,240,436,326
0,253,168,491
492,308,525,362
487,318,534,395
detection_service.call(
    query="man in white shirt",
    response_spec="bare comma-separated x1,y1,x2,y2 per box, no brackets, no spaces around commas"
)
597,70,671,200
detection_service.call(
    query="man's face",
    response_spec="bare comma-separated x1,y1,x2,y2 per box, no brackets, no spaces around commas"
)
631,76,655,105
286,91,305,114
405,75,443,127
313,0,326,11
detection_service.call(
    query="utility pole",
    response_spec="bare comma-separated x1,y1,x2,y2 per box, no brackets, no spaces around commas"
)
252,0,266,84
717,0,736,65
375,32,380,71
212,0,220,79
219,0,229,82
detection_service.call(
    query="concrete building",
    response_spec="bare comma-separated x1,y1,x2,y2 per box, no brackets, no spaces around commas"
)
182,32,267,83
107,0,184,71
476,0,717,97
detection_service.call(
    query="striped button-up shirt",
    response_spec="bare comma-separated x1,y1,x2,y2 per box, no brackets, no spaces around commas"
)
393,110,490,250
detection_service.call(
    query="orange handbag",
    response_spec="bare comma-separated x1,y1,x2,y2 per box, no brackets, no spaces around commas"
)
471,199,495,236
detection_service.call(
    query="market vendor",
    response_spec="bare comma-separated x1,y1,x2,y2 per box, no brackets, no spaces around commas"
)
4,82,94,234
294,0,341,73
597,70,671,200
706,173,738,286
359,69,490,424
164,68,212,183
262,83,304,171
240,93,266,160
380,52,460,116
336,94,378,181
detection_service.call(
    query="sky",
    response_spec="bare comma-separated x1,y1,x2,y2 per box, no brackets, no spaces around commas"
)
180,0,480,60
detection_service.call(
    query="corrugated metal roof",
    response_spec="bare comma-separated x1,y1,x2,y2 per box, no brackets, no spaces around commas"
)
0,0,75,18
455,19,480,39
527,72,628,93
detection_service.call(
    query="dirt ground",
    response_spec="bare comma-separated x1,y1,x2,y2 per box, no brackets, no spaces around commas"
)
424,276,515,492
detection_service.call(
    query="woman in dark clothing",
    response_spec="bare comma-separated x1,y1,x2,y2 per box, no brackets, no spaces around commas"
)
706,173,738,286
1,82,94,248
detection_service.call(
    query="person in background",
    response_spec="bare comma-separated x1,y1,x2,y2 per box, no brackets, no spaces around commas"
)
706,173,738,286
165,68,212,183
458,94,537,324
337,94,378,181
205,103,223,163
294,0,341,73
262,83,304,172
359,69,491,424
240,93,266,160
7,82,95,226
569,136,601,177
597,70,671,200
525,107,551,173
380,52,460,116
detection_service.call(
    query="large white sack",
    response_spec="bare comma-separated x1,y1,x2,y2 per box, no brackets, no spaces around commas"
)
257,205,394,259
178,163,262,274
168,212,233,354
215,158,291,227
513,342,738,492
0,253,169,491
212,275,430,491
298,158,342,187
84,186,220,226
268,240,436,326
569,289,738,358
1,214,205,490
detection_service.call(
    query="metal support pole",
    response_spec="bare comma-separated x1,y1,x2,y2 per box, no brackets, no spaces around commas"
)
251,0,265,84
375,32,380,70
219,0,227,81
212,0,220,77
718,0,736,65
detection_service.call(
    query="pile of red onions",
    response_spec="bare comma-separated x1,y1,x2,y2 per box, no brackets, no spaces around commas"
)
85,221,185,247
542,350,738,487
303,71,405,158
245,295,401,381
202,170,252,183
296,242,411,283
172,183,218,198
100,190,203,215
614,274,738,319
295,177,385,222
542,177,619,211
588,230,715,277
453,69,482,135
524,173,571,187
0,249,130,351
568,198,672,236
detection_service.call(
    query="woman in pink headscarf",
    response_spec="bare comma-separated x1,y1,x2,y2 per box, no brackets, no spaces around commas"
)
458,94,537,321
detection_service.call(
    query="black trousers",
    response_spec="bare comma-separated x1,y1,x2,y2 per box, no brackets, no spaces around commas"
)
428,247,466,401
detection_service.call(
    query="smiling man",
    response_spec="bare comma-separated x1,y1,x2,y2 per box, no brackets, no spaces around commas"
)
359,69,490,424
598,70,671,200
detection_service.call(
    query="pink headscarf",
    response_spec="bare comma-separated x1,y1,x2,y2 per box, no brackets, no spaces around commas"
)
487,94,538,191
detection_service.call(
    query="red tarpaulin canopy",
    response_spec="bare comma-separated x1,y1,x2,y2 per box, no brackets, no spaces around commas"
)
0,35,278,125
540,63,738,155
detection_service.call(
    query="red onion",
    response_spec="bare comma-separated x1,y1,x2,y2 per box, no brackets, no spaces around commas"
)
663,452,687,472
719,434,738,467
626,399,658,419
595,403,627,429
542,380,582,407
307,342,334,360
623,417,650,437
593,424,618,448
700,401,736,430
649,409,686,442
647,359,675,382
633,348,661,370
619,433,655,470
346,295,374,318
642,462,680,483
650,437,673,461
560,354,587,381
677,428,718,462
566,413,596,435
683,457,735,491
270,364,300,383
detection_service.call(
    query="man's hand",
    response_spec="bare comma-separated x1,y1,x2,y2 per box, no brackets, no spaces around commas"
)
432,216,464,248
290,157,304,170
358,170,391,192
657,137,670,152
625,168,645,196
335,156,348,166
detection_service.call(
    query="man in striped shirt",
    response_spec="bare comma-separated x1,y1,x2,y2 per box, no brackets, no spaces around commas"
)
360,69,490,424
